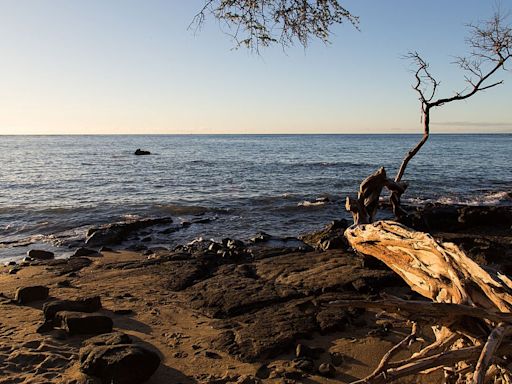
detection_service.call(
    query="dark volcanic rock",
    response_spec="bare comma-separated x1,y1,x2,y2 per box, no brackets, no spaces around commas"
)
163,260,215,291
79,343,160,384
134,148,151,156
299,220,350,250
46,257,92,276
318,363,336,377
187,265,302,318
15,285,49,304
210,299,319,362
86,217,173,246
255,250,398,294
27,249,54,260
55,311,113,335
43,296,102,322
83,332,132,347
72,247,101,257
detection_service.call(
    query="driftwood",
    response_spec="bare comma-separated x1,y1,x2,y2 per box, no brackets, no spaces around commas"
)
339,221,512,383
345,168,407,225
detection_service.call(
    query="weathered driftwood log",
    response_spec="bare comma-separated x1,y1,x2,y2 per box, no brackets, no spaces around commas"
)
345,168,407,225
340,221,512,383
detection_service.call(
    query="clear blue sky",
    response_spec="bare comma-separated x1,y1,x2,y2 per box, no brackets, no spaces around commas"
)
0,0,511,134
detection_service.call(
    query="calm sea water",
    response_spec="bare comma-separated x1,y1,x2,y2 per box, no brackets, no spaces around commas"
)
1,134,511,260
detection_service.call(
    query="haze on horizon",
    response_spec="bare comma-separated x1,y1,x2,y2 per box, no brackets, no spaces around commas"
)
0,0,511,135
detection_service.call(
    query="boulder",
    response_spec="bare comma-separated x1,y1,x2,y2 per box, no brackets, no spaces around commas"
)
43,296,102,322
83,332,132,347
134,149,151,156
79,344,160,384
55,311,113,335
15,286,49,304
27,249,54,260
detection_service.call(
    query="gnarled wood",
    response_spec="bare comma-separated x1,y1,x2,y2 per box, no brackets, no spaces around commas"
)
343,221,512,383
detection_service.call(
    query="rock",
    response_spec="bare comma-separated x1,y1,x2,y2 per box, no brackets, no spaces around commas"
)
255,364,270,379
46,257,92,276
57,280,72,288
250,232,272,243
299,220,349,250
55,311,113,335
72,247,101,257
8,267,20,274
79,344,160,383
292,358,315,373
4,261,16,266
330,351,344,367
204,351,222,359
43,296,102,322
83,332,132,347
27,249,54,260
85,217,173,246
99,246,115,252
134,148,151,156
295,344,323,359
113,309,134,315
318,363,336,377
15,285,49,304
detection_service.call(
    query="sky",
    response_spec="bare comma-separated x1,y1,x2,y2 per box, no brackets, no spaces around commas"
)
0,0,511,134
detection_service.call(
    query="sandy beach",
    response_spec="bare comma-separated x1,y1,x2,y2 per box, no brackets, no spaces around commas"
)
1,204,510,383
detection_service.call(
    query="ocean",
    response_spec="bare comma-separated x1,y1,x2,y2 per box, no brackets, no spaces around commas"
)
1,134,511,261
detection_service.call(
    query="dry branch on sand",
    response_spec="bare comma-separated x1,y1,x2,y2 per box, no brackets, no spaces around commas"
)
336,221,512,383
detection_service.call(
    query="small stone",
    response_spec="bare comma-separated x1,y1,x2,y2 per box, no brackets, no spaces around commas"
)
330,351,344,367
204,351,222,359
72,247,101,257
27,249,54,260
295,344,324,359
15,285,49,304
57,280,72,288
113,309,134,315
318,363,336,378
100,246,115,252
292,358,315,373
255,364,270,379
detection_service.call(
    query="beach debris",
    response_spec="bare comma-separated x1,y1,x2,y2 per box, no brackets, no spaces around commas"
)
134,148,151,155
15,285,49,304
79,341,160,383
27,249,54,260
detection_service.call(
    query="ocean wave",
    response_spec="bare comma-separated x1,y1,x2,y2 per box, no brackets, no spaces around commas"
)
404,190,512,206
152,204,229,216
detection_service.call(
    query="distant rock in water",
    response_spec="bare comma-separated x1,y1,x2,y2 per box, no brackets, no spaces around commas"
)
134,148,151,156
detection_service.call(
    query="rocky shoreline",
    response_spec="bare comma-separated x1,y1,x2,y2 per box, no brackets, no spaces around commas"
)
0,204,511,383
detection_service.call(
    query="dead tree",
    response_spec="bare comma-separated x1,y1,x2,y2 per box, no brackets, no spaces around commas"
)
191,0,359,51
339,11,512,384
347,11,512,224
